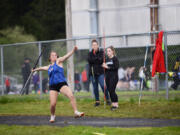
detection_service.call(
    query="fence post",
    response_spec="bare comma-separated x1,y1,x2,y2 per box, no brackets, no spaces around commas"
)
164,32,169,100
38,42,43,96
123,35,127,46
1,47,4,95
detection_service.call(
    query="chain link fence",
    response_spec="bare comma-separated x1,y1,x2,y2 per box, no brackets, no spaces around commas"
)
0,31,179,98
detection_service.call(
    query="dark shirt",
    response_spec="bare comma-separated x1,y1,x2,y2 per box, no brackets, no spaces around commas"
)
105,56,119,78
87,49,104,76
21,62,31,80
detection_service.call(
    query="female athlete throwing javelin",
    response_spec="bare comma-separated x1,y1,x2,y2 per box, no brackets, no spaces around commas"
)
32,46,84,123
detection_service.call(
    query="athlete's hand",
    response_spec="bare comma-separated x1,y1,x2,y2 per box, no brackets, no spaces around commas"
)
73,46,78,52
32,68,35,72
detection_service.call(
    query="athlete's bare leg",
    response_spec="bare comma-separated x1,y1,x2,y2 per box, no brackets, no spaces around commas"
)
60,86,84,117
49,90,58,115
60,86,77,112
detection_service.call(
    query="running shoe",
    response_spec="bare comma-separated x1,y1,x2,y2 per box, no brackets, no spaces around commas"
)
74,111,84,118
49,115,55,123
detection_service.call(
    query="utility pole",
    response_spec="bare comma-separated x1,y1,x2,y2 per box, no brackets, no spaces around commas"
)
150,0,159,43
150,0,159,92
65,0,74,91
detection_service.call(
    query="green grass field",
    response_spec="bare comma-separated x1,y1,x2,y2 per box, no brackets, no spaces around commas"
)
0,90,180,119
0,90,180,135
0,125,180,135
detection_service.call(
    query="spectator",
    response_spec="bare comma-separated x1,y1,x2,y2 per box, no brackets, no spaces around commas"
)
139,67,148,90
129,67,136,81
118,67,125,81
125,67,130,81
32,72,39,93
117,67,128,89
21,58,31,95
129,67,136,90
74,70,81,91
87,39,110,106
171,56,180,90
5,77,10,94
102,46,119,110
81,66,89,92
42,78,48,93
124,67,130,89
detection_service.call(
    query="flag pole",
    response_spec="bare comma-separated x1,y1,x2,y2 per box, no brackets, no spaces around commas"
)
103,27,106,108
139,45,149,106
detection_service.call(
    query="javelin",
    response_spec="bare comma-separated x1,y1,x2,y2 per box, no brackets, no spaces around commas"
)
103,27,106,108
138,45,149,105
20,46,46,95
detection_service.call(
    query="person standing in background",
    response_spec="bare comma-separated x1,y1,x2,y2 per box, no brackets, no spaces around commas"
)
5,77,10,94
88,39,110,107
74,70,81,91
21,58,31,95
102,46,119,110
139,67,148,90
32,72,39,93
82,66,89,92
118,67,125,81
42,78,48,93
171,56,180,90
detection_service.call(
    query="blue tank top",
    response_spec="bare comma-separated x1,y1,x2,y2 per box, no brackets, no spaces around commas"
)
48,62,67,86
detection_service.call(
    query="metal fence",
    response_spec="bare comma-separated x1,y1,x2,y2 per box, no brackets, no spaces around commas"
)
0,31,180,99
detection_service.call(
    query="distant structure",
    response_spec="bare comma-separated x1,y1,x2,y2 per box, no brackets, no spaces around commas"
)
71,0,180,49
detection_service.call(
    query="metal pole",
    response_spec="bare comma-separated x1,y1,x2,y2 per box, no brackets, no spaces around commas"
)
90,0,98,36
38,42,43,96
1,47,4,95
164,32,169,100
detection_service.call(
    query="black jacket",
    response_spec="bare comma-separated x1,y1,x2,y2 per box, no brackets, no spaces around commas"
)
105,56,119,78
21,62,31,80
88,49,104,76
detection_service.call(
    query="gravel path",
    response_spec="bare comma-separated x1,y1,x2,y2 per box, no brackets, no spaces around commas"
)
0,116,180,127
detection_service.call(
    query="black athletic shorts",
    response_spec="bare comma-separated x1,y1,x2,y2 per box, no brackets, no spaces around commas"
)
49,82,68,92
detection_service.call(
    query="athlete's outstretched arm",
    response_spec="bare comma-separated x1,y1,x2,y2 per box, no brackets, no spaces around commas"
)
57,46,78,63
32,66,49,72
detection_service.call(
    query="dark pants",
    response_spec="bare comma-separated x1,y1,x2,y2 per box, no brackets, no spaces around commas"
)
75,82,81,91
139,78,148,90
23,78,30,95
42,78,48,93
6,86,10,94
106,75,118,102
171,75,180,90
34,83,39,93
90,74,109,101
83,81,89,92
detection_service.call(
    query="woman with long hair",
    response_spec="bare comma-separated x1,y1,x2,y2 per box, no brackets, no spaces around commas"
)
32,46,84,122
102,46,119,110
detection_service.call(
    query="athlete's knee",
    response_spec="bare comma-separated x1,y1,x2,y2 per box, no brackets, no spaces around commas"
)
50,102,56,108
68,94,75,100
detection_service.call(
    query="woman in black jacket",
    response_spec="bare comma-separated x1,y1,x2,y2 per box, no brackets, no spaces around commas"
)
88,39,110,106
102,46,119,110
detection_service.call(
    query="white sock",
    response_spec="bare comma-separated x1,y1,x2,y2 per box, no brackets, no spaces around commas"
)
74,110,79,114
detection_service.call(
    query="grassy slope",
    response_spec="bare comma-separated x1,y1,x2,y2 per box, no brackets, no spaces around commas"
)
0,91,179,119
0,125,180,135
